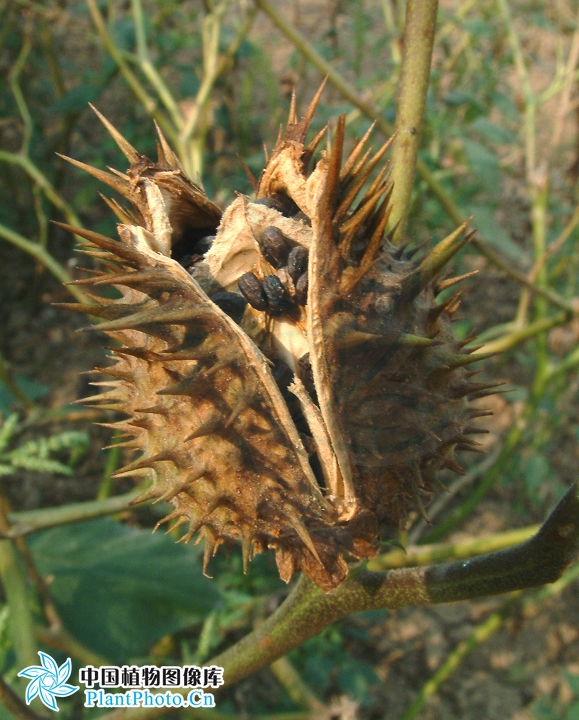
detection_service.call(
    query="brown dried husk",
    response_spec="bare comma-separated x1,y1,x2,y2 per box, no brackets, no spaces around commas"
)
59,88,500,592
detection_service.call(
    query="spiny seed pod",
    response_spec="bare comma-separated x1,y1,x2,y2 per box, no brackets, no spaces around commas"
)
58,85,500,592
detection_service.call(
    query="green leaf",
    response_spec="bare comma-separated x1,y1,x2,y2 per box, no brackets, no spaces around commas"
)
0,377,49,415
530,695,560,720
522,454,550,497
469,117,515,145
462,138,500,189
337,659,379,705
468,204,526,260
567,701,579,720
7,455,72,474
0,414,18,453
50,83,103,115
28,518,222,662
565,672,579,698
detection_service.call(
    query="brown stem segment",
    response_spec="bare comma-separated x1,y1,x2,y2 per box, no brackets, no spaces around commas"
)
95,484,579,720
388,0,439,244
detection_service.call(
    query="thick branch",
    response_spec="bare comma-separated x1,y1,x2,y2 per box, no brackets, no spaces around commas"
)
96,485,579,720
213,485,579,685
388,0,439,244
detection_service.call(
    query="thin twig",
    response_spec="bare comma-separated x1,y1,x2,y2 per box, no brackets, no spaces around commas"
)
270,657,324,713
130,0,184,129
3,488,146,538
478,312,566,355
91,485,579,720
528,204,579,282
0,351,36,412
0,222,89,304
551,11,579,149
9,31,33,155
254,0,578,318
471,236,576,314
0,151,82,228
369,521,540,571
86,0,176,143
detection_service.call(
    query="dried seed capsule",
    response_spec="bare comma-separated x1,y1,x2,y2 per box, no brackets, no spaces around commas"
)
209,291,247,325
262,275,291,316
254,193,299,217
259,226,290,269
287,245,308,282
295,272,308,306
238,272,268,311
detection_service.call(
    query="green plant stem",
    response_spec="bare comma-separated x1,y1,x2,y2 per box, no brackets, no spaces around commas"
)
0,675,45,720
131,0,184,130
98,445,121,500
93,484,579,720
86,0,176,143
479,313,566,354
270,657,323,712
471,236,576,314
368,523,540,570
388,0,439,244
179,3,256,179
0,222,88,304
0,503,37,671
3,488,145,538
9,33,33,156
398,592,522,720
254,0,388,130
0,351,35,412
0,151,81,228
254,0,577,314
399,560,579,720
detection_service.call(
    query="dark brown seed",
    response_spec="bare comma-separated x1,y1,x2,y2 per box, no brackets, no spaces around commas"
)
238,272,268,311
293,211,311,226
287,246,308,282
277,267,295,298
259,226,290,269
254,193,300,217
295,272,308,306
209,291,247,324
196,235,215,254
262,275,291,316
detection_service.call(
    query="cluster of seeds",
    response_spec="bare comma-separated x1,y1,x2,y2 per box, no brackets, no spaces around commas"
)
239,225,309,315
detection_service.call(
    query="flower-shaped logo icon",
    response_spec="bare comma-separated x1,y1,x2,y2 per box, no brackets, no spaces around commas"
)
18,651,79,711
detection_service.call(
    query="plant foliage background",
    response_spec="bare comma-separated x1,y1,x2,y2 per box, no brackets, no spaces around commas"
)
1,1,579,719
